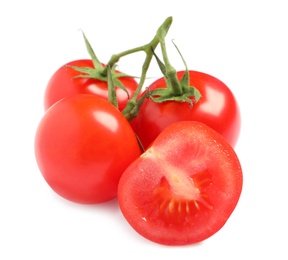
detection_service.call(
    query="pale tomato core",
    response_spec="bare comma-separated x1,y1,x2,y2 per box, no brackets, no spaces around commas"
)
142,147,214,221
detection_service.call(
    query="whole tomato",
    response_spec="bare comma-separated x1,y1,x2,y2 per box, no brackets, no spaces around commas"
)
118,121,243,245
131,70,241,149
44,59,138,111
35,94,142,204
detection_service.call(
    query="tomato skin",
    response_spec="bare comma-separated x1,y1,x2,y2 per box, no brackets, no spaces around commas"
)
131,70,241,148
35,94,141,204
44,59,138,111
118,121,242,246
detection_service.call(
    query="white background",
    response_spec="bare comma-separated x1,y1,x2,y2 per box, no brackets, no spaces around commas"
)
1,0,287,259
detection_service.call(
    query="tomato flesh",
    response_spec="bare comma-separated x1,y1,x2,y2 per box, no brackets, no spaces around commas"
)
118,121,243,245
35,94,142,204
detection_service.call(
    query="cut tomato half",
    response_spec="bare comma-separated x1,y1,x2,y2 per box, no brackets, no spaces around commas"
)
118,121,243,246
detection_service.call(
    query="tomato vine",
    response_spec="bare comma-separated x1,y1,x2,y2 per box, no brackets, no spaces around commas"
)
70,16,202,121
71,17,172,120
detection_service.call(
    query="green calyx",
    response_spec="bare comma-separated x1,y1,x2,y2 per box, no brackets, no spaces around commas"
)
149,37,201,106
70,31,133,99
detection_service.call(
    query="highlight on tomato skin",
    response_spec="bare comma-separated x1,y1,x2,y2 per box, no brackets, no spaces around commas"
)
118,121,243,246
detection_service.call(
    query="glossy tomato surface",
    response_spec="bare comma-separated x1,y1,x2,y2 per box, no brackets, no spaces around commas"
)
44,59,138,111
118,121,243,245
35,94,141,204
132,70,241,149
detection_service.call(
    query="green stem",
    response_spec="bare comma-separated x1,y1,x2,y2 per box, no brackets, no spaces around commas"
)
122,44,153,116
158,34,183,96
124,89,150,122
102,45,145,75
121,17,173,120
106,66,118,109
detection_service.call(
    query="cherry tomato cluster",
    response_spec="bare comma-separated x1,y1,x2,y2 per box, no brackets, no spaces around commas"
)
34,17,243,246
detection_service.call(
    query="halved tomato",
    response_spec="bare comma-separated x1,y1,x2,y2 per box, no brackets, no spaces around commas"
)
118,121,243,245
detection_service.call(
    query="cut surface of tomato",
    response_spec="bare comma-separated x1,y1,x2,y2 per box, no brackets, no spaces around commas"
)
118,121,243,245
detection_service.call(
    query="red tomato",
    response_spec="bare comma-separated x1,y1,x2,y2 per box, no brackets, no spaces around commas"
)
44,59,138,111
118,121,243,246
131,70,241,148
35,94,141,204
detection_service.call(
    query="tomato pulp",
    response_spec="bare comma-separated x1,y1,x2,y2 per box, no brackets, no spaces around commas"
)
35,94,142,204
44,59,138,111
118,121,243,245
131,70,241,149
